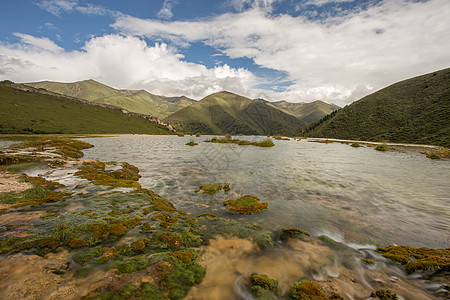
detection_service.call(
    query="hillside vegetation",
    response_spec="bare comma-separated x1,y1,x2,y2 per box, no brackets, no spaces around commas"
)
26,80,195,119
265,100,339,123
165,91,305,135
295,68,450,147
0,81,174,135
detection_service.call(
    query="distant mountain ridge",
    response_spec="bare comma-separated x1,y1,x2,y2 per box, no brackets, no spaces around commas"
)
165,91,306,135
0,81,175,135
264,100,340,124
25,80,196,119
295,68,450,147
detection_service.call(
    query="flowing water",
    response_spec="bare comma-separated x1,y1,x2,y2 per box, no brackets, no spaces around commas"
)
80,135,450,249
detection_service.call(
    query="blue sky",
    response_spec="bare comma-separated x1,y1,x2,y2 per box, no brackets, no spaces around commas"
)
0,0,449,105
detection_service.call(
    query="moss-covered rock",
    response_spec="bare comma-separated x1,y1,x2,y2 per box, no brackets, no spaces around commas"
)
195,184,229,194
224,195,268,214
377,245,450,274
75,162,141,189
290,280,327,300
249,274,279,297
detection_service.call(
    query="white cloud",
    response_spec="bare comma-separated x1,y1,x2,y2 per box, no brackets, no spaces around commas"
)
230,0,280,12
304,0,355,7
157,0,179,20
112,0,450,105
37,0,77,16
0,34,256,100
12,33,63,52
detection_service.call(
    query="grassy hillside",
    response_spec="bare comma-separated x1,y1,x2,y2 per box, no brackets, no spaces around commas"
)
165,91,305,135
265,100,339,124
26,80,195,119
295,68,450,147
0,81,174,135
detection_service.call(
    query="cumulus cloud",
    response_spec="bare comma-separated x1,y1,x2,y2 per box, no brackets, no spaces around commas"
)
113,0,450,105
0,34,256,99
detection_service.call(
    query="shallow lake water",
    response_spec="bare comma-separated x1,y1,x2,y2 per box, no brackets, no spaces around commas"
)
1,134,449,299
80,135,450,249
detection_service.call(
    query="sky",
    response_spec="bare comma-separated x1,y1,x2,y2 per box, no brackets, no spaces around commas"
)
0,0,449,106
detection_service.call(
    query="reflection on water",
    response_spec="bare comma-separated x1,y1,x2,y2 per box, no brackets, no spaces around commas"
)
81,135,450,249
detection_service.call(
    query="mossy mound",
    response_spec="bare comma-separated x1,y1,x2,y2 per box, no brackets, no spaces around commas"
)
12,137,93,159
75,161,141,188
195,183,230,194
350,143,362,147
249,273,279,299
289,280,343,300
185,141,198,146
377,245,450,274
205,136,275,147
250,273,279,291
371,289,398,300
375,144,389,151
224,195,268,214
87,251,205,300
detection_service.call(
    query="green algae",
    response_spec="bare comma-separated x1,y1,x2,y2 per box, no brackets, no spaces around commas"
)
75,162,141,189
224,195,268,214
195,215,273,248
195,183,230,194
110,251,205,300
377,245,450,274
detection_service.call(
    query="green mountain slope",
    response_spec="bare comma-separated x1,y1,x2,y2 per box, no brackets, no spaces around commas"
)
26,80,195,119
295,68,450,147
265,100,340,123
0,81,174,135
165,91,305,135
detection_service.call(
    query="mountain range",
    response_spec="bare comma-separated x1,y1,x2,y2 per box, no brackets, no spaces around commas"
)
0,81,174,135
25,79,340,135
296,67,450,147
26,80,196,119
165,91,306,135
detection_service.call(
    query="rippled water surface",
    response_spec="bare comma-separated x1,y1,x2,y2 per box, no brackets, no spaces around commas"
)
81,135,450,249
